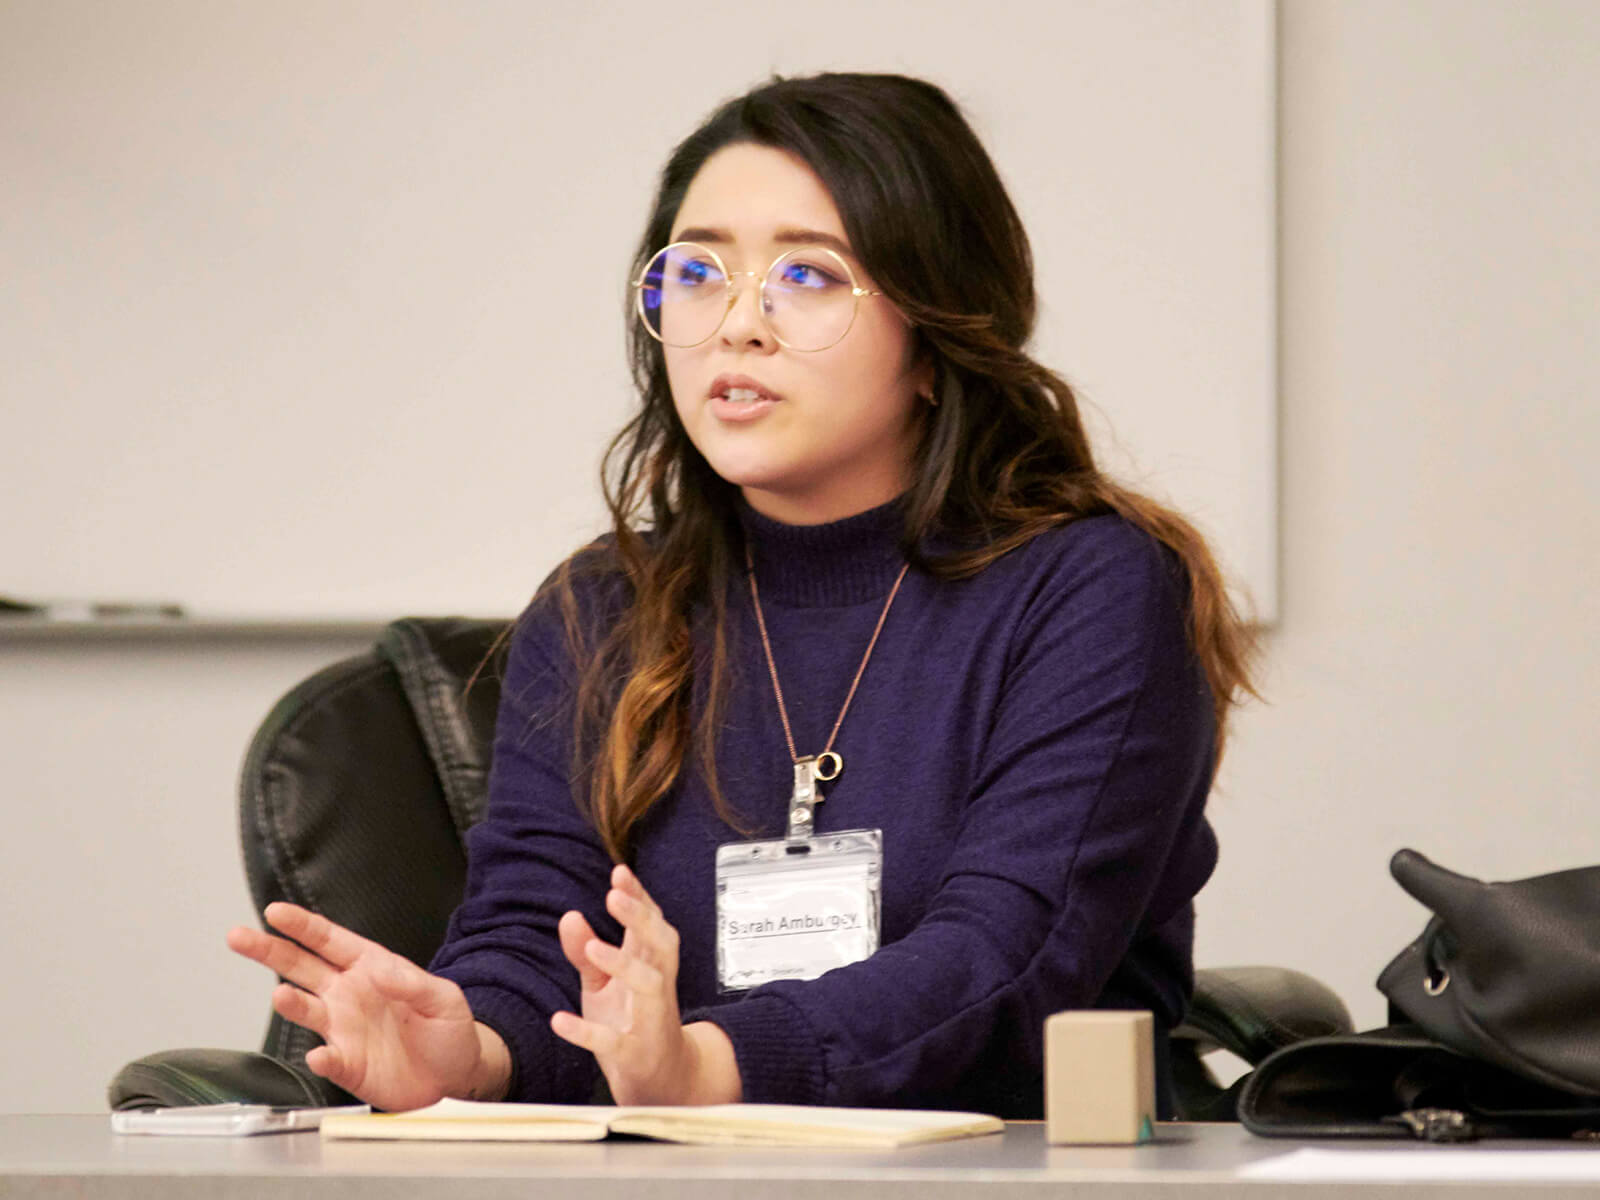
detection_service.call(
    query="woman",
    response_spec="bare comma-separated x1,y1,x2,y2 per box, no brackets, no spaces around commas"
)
228,72,1254,1119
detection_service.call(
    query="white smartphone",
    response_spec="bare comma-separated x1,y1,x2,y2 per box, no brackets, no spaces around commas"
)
110,1102,370,1136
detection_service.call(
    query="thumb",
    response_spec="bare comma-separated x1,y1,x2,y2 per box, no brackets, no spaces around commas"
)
305,1043,358,1091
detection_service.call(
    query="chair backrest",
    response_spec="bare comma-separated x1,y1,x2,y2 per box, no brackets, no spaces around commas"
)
239,617,507,1069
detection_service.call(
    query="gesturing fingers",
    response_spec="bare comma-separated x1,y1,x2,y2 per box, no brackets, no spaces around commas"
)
226,925,338,995
606,866,680,972
551,868,694,1105
558,910,611,994
262,902,375,970
584,937,668,1001
270,981,330,1038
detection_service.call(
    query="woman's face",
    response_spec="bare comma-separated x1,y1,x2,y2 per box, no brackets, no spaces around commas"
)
663,143,929,525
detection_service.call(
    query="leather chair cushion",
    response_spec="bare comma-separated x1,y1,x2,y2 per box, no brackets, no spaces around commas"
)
108,1048,335,1110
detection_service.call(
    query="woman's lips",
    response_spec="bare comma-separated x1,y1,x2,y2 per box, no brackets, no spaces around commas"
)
708,375,781,423
710,393,780,422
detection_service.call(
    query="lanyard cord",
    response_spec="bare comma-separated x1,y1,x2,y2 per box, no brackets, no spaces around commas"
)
745,544,910,769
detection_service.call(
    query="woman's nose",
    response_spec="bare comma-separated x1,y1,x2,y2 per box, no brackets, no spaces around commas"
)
719,272,774,348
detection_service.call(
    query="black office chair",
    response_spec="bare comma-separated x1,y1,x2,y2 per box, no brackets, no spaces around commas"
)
107,617,1351,1116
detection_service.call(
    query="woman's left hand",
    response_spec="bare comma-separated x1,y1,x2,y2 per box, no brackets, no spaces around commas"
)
552,864,741,1105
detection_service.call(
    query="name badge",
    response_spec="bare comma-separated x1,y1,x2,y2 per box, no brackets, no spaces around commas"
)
714,829,882,992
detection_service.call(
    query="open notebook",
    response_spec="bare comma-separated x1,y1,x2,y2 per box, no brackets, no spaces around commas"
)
320,1098,1004,1148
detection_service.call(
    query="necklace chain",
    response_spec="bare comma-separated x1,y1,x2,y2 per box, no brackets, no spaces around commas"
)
746,546,910,767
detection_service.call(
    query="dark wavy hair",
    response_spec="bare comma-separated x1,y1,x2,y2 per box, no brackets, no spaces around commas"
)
546,72,1257,863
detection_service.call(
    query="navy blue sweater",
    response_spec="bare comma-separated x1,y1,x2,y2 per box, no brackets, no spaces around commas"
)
431,500,1218,1117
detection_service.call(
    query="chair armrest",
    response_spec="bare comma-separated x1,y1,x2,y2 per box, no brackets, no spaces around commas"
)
107,1048,349,1111
1178,966,1355,1064
1170,966,1355,1122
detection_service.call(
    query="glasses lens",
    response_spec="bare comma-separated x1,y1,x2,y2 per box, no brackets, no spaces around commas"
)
763,247,857,351
637,244,728,347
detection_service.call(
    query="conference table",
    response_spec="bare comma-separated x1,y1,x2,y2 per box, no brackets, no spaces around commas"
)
5,1117,1600,1198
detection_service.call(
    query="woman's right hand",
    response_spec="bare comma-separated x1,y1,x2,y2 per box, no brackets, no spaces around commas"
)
226,902,510,1112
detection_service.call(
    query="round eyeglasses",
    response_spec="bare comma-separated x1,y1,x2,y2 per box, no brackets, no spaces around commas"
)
633,241,885,353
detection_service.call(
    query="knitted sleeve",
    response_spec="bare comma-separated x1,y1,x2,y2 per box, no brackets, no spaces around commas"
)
426,569,621,1103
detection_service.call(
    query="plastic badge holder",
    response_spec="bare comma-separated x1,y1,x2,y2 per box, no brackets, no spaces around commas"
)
110,1103,370,1136
715,828,882,992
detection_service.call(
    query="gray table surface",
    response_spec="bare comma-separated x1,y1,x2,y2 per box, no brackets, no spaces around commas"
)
2,1116,1598,1199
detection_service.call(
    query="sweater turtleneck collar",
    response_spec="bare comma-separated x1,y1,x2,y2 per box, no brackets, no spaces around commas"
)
737,495,907,608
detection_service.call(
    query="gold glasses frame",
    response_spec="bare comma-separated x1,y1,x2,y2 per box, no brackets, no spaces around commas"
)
632,240,885,353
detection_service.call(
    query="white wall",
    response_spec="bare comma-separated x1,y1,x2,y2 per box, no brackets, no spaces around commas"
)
2,0,1597,1112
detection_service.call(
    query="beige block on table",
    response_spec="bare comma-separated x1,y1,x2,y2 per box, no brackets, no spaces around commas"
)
1044,1010,1155,1145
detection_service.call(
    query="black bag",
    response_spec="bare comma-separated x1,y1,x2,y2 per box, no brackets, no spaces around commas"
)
1240,850,1600,1141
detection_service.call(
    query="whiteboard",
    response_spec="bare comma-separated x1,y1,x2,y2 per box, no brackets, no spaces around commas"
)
0,0,1276,625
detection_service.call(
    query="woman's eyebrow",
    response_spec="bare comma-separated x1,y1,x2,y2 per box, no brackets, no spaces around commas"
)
671,225,856,260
